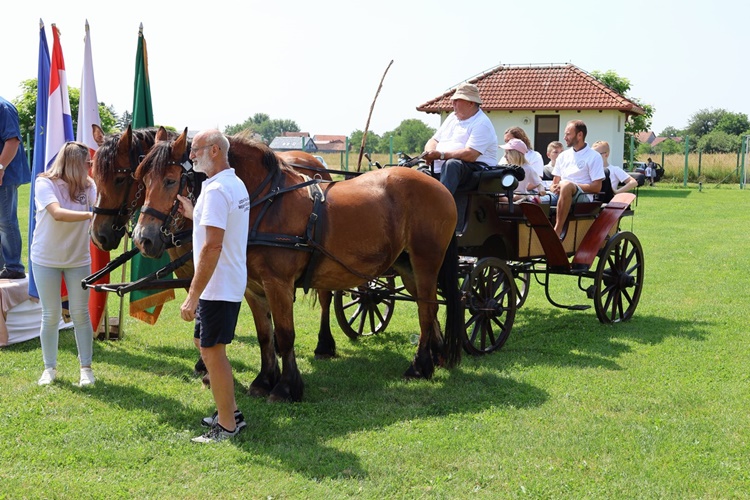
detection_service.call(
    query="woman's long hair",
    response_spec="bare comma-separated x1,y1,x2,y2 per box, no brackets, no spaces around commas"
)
41,141,94,201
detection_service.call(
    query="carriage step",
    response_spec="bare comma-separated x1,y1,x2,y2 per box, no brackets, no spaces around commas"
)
568,304,591,311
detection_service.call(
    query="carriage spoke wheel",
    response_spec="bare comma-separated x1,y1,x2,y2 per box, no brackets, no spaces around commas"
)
462,257,516,355
511,265,531,308
593,231,644,323
334,277,397,339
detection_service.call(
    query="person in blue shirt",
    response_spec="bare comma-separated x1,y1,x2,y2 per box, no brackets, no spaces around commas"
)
0,96,32,279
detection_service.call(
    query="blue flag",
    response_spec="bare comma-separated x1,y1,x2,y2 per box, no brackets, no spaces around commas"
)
27,19,50,299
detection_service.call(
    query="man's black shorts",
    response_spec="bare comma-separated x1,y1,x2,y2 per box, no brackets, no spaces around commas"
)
193,299,241,348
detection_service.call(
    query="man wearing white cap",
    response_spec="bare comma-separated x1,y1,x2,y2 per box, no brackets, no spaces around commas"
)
422,82,498,194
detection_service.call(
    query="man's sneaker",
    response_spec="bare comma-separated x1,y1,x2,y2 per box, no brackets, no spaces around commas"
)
38,368,57,386
79,368,95,386
191,423,243,443
0,269,26,280
201,409,246,430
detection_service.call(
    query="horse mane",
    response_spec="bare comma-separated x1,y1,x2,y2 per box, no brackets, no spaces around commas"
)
93,127,169,184
226,134,295,175
134,140,175,180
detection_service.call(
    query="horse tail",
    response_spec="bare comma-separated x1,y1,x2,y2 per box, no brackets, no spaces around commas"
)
438,233,462,368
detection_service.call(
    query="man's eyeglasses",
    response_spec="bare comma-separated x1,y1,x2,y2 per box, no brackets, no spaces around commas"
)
192,144,215,153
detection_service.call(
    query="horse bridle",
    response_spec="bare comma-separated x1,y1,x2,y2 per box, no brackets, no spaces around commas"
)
139,153,197,247
92,135,147,236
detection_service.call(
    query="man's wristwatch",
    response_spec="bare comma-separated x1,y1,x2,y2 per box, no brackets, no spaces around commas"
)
0,163,4,171
439,152,445,161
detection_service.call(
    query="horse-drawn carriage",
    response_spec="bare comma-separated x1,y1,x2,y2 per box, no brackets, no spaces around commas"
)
331,155,643,356
84,127,642,401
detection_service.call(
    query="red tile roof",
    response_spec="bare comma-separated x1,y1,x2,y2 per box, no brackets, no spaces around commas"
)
283,132,310,137
417,64,645,116
313,135,346,143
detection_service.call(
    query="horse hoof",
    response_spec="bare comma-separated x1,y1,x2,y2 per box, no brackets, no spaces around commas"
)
403,365,423,379
201,374,211,387
247,385,269,398
314,352,336,361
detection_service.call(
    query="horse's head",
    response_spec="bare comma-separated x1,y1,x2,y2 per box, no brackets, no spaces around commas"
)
132,127,197,258
89,124,176,251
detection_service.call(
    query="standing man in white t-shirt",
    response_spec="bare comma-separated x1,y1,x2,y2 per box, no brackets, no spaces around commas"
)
422,82,498,195
176,129,250,443
548,120,605,236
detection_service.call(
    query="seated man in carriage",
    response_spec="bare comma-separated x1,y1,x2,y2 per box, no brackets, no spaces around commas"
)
592,140,638,203
421,82,498,195
543,120,604,237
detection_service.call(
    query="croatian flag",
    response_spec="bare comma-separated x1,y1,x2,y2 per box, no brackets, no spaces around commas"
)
27,20,50,299
76,20,110,333
33,24,74,306
44,24,74,170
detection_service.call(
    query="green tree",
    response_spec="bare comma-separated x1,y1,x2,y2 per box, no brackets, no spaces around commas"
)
697,130,740,153
686,108,726,138
387,119,435,155
659,126,683,137
117,110,132,130
13,78,118,150
224,113,299,143
715,111,750,137
349,129,382,154
653,138,683,154
590,70,655,154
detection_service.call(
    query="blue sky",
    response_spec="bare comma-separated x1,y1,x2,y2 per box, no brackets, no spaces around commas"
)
2,0,747,137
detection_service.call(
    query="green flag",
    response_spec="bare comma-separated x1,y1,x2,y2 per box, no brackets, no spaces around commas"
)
128,23,175,324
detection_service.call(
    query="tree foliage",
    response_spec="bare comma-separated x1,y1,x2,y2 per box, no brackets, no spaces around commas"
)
590,70,654,155
697,130,740,153
13,78,118,150
224,113,300,143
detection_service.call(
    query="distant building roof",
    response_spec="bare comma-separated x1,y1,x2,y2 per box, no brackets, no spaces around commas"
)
313,134,347,152
283,131,310,137
269,136,317,152
637,131,656,144
652,136,683,146
417,63,645,116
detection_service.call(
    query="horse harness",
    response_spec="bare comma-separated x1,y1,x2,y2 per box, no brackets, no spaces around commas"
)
153,159,378,292
139,153,197,248
91,134,148,236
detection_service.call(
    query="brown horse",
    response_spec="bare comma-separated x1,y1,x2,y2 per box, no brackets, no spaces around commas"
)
89,125,340,362
132,128,463,402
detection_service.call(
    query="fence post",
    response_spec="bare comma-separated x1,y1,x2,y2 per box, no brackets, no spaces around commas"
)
698,149,702,177
741,135,748,190
629,135,634,169
389,136,393,165
345,137,349,171
683,136,689,187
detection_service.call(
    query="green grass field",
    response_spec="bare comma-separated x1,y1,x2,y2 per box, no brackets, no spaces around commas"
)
2,184,749,498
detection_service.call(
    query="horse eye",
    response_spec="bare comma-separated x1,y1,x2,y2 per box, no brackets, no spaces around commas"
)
165,179,177,188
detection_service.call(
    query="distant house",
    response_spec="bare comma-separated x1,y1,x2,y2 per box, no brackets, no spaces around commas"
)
269,136,318,152
651,136,682,147
282,132,310,138
417,63,645,164
637,131,656,144
313,135,348,153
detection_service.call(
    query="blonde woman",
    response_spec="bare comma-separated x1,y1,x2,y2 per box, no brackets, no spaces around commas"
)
32,142,96,386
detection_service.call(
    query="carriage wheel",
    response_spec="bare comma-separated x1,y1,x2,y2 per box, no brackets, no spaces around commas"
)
593,231,644,323
333,277,397,339
512,267,531,308
462,257,516,355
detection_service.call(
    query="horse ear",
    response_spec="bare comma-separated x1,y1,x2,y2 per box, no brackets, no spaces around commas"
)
117,124,133,155
92,124,105,146
155,126,170,142
172,128,189,159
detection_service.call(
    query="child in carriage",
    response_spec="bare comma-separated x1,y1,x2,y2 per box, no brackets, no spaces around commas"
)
498,138,546,203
